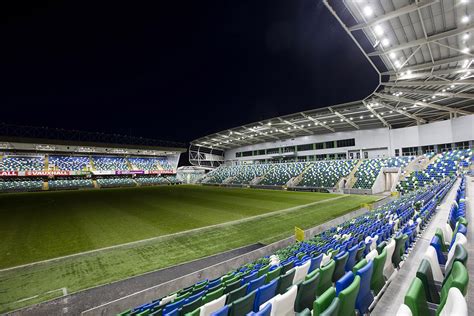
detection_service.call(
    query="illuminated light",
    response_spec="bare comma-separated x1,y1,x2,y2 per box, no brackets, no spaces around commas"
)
442,89,446,92
370,114,374,118
381,38,390,47
389,111,393,114
403,107,407,110
340,118,344,122
323,121,327,124
463,33,470,40
350,117,354,120
461,15,470,24
462,48,470,54
363,6,373,17
422,99,426,102
450,84,455,88
307,124,310,127
267,122,271,126
331,120,335,123
389,52,396,59
287,127,290,130
315,122,319,126
359,116,364,119
406,70,412,75
374,25,384,36
394,60,401,68
432,95,436,99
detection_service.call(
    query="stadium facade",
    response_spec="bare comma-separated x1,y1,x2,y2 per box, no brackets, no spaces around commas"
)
190,0,474,168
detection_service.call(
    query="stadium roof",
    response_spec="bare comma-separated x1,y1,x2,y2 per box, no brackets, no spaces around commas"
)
191,0,474,151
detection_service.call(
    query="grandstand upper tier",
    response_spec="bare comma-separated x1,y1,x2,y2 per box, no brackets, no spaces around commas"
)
190,0,474,168
0,127,185,179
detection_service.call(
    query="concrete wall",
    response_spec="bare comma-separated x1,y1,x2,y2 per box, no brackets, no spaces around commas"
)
81,197,390,316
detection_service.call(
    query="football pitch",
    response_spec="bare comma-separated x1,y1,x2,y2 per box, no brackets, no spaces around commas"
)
0,185,378,312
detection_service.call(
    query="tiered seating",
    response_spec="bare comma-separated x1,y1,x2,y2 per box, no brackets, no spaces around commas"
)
97,177,136,188
231,164,273,185
298,160,357,188
128,157,173,171
119,178,455,316
49,156,90,171
259,162,307,186
0,178,43,192
396,177,469,316
165,176,181,184
353,157,414,190
203,165,243,184
0,156,44,171
135,176,171,186
92,157,129,171
48,178,93,190
397,149,472,194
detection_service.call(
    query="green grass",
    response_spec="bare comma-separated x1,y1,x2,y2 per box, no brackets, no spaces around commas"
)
0,185,377,312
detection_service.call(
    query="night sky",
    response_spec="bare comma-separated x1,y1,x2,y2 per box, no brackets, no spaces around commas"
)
0,0,378,144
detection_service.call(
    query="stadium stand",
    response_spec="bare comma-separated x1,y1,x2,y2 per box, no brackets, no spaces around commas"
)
97,177,136,188
231,164,273,185
0,177,44,192
92,156,129,171
117,177,455,316
48,178,94,190
135,176,172,186
49,155,90,171
128,157,173,171
397,150,472,194
0,156,44,171
258,162,307,186
353,157,414,190
395,176,468,316
298,160,357,188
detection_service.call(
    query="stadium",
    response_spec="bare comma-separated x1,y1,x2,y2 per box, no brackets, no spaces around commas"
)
1,0,474,316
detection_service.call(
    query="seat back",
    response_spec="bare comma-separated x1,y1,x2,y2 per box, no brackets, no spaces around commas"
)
202,287,225,305
383,239,396,278
210,304,229,316
434,228,448,252
313,287,336,316
226,283,248,304
293,260,311,285
277,269,295,295
249,302,271,316
229,290,256,316
253,279,278,312
370,247,387,295
440,261,469,307
352,259,367,274
224,280,242,294
265,266,281,284
200,295,227,316
393,233,406,268
430,236,446,264
317,260,336,296
247,275,266,294
395,304,413,316
241,271,258,286
355,242,366,262
257,265,271,277
404,277,429,316
445,243,468,277
320,253,332,268
345,244,358,272
272,285,297,316
294,272,320,312
416,259,440,304
437,287,468,316
365,249,378,261
338,275,360,316
355,259,374,315
280,261,294,275
309,254,323,273
332,251,349,282
424,246,444,282
320,297,340,316
335,271,354,296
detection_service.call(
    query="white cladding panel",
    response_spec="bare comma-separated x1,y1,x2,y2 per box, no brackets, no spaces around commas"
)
224,115,474,161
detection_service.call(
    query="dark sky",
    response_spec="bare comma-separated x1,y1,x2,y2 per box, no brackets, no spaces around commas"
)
0,0,378,144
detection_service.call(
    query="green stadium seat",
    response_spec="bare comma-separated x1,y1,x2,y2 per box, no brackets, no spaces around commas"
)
416,259,440,304
317,260,335,296
294,272,320,312
229,290,256,316
313,287,336,316
404,278,429,316
226,283,248,304
265,267,281,284
370,247,387,295
277,269,295,295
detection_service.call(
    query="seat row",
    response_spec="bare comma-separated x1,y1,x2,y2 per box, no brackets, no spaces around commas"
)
118,178,455,316
396,176,469,316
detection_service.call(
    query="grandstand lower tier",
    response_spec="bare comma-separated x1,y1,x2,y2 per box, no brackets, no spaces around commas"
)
0,175,181,193
96,176,469,316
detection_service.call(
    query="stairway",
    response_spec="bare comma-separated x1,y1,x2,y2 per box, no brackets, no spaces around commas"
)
89,156,95,171
398,154,439,182
126,157,133,170
286,162,314,187
251,164,277,185
44,155,49,171
347,160,363,189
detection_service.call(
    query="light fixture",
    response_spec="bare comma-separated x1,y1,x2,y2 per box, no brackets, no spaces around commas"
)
389,111,393,114
394,60,401,68
432,95,436,99
461,15,470,24
359,116,364,119
363,6,373,17
450,84,455,88
462,47,470,54
381,38,390,47
442,89,446,92
374,25,384,36
403,107,407,110
331,120,335,123
370,114,374,118
350,117,354,120
406,70,412,75
389,52,396,59
340,118,344,122
422,99,426,102
463,33,470,40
